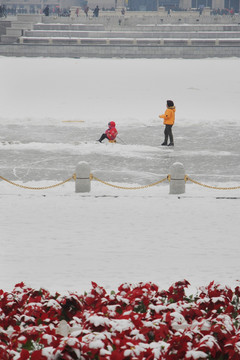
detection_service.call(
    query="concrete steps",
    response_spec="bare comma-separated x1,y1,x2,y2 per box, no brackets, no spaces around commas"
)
23,29,240,39
136,24,240,31
19,36,240,47
19,22,240,47
34,23,105,31
32,23,240,32
1,17,37,43
0,20,12,42
1,14,240,58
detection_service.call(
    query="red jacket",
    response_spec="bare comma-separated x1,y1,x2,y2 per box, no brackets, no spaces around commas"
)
105,121,118,140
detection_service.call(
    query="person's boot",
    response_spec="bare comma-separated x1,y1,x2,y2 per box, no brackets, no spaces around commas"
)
97,134,106,143
168,143,174,146
161,142,167,146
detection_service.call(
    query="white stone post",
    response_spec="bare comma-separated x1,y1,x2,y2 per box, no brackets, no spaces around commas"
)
169,162,185,194
75,161,91,193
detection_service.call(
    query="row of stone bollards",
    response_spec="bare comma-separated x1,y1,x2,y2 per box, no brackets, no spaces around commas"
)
75,161,186,194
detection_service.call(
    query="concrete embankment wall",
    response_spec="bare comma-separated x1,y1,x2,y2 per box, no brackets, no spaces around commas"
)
1,42,240,58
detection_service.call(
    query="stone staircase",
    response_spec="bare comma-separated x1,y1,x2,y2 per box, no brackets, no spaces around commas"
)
1,15,42,43
1,13,240,58
18,22,240,47
0,20,12,40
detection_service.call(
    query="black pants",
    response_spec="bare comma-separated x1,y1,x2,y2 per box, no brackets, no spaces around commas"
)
98,133,108,142
164,125,174,144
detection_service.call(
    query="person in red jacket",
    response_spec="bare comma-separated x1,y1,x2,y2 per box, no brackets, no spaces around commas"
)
159,100,176,146
97,121,118,143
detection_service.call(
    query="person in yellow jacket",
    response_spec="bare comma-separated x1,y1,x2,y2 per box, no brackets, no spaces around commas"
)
159,100,176,146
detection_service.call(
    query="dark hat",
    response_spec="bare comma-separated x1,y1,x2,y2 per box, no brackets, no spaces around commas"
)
167,100,174,107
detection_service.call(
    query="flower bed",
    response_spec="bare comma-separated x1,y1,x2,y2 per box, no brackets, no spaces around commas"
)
1,280,240,359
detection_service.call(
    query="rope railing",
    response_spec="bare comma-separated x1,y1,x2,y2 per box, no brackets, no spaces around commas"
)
0,175,75,190
90,174,169,190
0,171,240,191
185,176,240,190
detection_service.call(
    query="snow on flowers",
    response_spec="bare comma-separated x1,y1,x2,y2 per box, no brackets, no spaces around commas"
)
0,280,240,359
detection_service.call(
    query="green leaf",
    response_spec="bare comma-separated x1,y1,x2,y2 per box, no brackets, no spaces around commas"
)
134,301,147,313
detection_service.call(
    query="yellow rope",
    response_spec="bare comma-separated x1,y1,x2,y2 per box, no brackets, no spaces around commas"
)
186,176,240,190
0,175,75,190
1,171,239,192
90,174,169,190
62,120,85,123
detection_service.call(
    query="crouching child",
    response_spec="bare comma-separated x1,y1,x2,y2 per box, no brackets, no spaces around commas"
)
97,122,118,143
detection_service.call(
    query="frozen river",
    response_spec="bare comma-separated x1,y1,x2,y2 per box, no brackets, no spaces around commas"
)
1,56,240,187
1,56,240,295
1,121,239,185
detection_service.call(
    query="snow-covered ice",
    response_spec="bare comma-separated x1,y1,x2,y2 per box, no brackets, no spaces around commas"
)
0,56,240,296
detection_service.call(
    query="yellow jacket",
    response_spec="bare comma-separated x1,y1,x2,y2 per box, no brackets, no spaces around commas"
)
159,107,176,125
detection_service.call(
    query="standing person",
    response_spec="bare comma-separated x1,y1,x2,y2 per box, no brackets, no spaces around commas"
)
84,5,89,16
1,5,7,17
97,122,118,143
43,5,49,16
159,100,176,146
93,5,99,17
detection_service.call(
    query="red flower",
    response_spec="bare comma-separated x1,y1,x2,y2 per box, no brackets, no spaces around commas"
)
31,350,48,360
110,349,125,360
19,349,30,360
2,280,240,360
167,280,190,302
196,334,221,358
224,335,240,359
